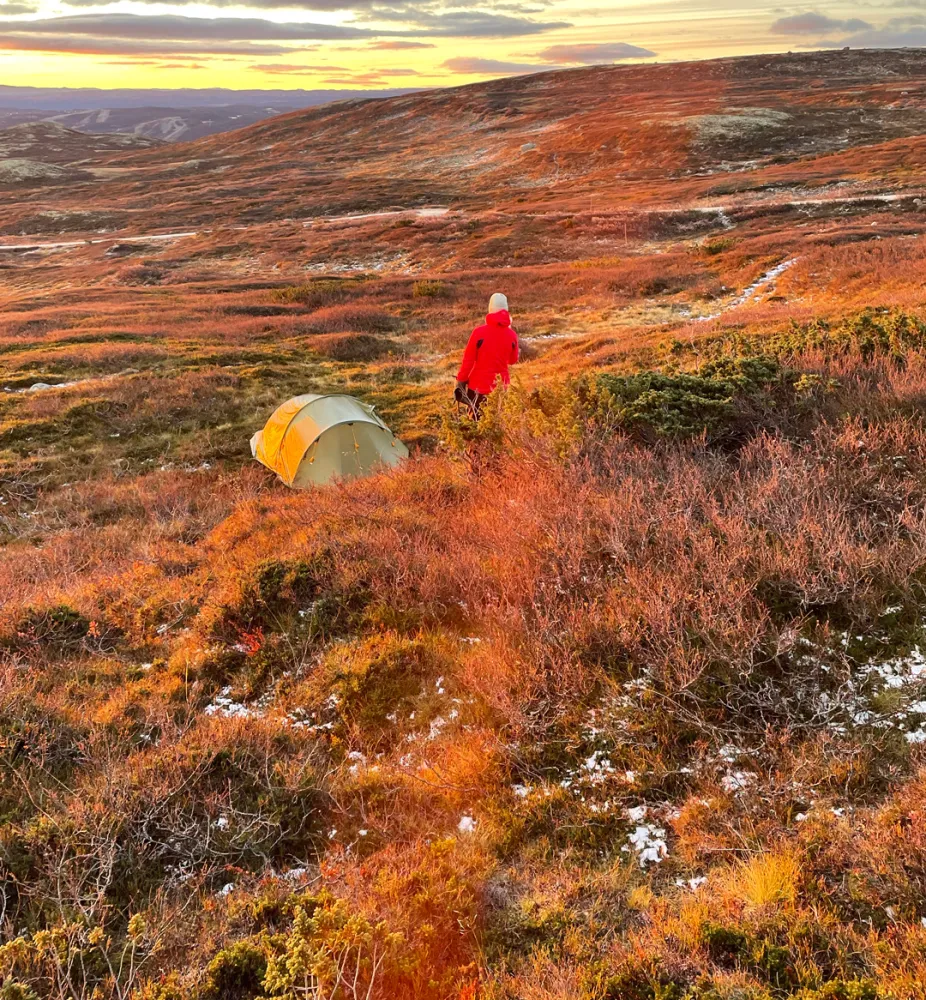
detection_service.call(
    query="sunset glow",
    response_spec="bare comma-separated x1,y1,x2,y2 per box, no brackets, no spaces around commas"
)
2,2,923,91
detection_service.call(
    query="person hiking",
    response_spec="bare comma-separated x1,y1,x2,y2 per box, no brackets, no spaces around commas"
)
455,292,519,418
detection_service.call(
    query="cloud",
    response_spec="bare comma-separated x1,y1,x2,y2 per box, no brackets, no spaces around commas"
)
803,14,926,48
490,3,548,11
0,13,371,40
0,9,568,57
817,24,926,47
442,56,550,73
0,34,297,55
535,41,654,62
53,0,567,39
0,12,380,56
0,2,37,12
251,62,350,72
362,7,570,36
368,40,434,49
320,73,423,86
770,12,872,35
62,0,375,8
252,62,419,78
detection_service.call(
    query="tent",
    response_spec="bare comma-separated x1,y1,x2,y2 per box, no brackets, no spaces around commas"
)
250,393,409,488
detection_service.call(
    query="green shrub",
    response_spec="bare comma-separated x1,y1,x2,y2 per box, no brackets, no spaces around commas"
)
412,279,448,298
699,237,736,256
601,965,685,1000
701,924,796,989
794,982,880,1000
691,309,926,368
311,333,397,363
203,940,267,1000
216,556,350,639
262,894,403,1000
3,604,92,653
272,279,362,308
319,633,454,748
702,923,749,965
133,972,186,1000
229,888,322,934
769,309,926,364
0,982,38,1000
595,355,796,440
484,897,568,958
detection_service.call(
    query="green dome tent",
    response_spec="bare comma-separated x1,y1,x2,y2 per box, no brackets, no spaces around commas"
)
250,393,408,488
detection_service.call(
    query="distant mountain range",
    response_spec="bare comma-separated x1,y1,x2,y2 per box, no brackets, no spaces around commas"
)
0,86,423,142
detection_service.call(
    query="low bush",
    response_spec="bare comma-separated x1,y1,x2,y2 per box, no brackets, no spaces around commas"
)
606,255,704,299
211,556,339,639
310,332,398,363
223,305,292,317
202,940,267,1000
694,309,926,368
773,309,926,364
272,278,363,308
303,305,399,334
3,604,93,654
119,265,163,286
442,355,822,456
311,632,458,749
699,237,737,255
595,355,803,441
412,280,449,298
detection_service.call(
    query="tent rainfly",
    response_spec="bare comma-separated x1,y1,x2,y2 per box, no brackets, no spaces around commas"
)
250,393,409,488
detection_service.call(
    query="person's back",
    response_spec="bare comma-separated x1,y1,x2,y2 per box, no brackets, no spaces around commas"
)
455,293,519,413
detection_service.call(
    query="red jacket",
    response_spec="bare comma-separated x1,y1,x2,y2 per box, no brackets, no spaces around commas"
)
456,309,519,395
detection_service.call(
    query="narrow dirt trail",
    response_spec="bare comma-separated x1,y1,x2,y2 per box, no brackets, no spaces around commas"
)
695,257,799,323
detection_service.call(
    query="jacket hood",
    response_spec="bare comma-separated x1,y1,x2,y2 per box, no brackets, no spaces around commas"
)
486,309,511,327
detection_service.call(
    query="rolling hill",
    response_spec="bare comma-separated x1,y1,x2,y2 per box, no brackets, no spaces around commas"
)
0,85,424,142
3,49,926,1000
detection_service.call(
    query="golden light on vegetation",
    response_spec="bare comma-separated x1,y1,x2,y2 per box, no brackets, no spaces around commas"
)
725,851,800,911
5,49,926,999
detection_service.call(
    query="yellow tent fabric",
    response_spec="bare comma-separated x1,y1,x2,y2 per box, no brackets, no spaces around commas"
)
250,393,409,487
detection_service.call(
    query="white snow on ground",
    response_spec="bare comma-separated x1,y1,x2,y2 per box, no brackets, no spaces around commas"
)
4,369,138,395
306,207,451,225
583,749,617,783
676,876,708,890
865,646,926,689
622,806,668,867
204,687,262,719
720,771,757,794
0,231,197,252
8,377,96,394
793,626,926,741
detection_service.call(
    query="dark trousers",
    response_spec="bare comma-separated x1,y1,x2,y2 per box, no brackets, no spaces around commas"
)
454,384,487,419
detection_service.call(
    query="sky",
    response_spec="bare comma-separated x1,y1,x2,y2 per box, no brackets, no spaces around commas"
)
1,2,925,91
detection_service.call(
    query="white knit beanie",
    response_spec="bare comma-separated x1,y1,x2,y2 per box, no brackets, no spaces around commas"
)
488,292,509,313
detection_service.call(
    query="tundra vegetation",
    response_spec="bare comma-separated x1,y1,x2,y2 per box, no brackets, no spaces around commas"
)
4,50,926,1000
